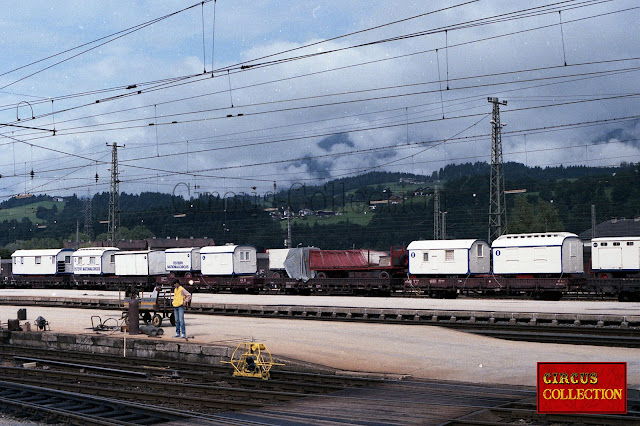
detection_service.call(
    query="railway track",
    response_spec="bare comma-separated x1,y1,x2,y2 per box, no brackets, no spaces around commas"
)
0,380,193,425
1,346,639,425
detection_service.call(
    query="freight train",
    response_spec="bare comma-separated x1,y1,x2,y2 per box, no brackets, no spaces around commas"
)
3,233,640,301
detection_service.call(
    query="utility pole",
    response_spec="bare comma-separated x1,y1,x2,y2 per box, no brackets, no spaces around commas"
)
488,97,507,243
433,185,441,239
441,211,447,240
285,206,292,248
106,142,124,243
591,204,596,239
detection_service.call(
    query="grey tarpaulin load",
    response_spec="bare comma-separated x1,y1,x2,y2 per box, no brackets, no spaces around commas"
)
283,247,318,282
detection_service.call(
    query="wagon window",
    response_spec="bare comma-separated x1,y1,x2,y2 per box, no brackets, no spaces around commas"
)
111,255,116,263
627,242,634,246
21,257,24,264
601,242,608,246
423,253,429,262
477,245,484,257
90,257,96,265
13,257,17,265
65,256,71,263
613,242,621,246
445,250,454,262
35,256,41,264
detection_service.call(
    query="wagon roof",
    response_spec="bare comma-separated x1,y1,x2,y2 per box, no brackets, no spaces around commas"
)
592,236,640,242
407,239,484,250
12,248,74,257
492,232,579,248
73,247,119,256
113,250,161,255
165,247,200,253
201,245,254,254
308,250,369,269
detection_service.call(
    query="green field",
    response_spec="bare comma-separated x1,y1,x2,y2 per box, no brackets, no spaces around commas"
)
0,201,65,223
280,202,375,229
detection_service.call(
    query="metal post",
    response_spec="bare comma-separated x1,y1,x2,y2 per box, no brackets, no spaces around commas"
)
488,97,507,243
434,185,441,239
285,206,292,248
591,204,596,239
84,188,93,241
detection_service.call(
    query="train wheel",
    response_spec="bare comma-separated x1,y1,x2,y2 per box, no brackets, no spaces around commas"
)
152,314,162,327
618,292,631,302
169,313,176,326
316,272,327,279
378,271,390,279
272,271,281,278
597,272,611,279
142,312,152,324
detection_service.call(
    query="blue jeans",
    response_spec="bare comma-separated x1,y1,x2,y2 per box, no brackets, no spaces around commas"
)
174,306,185,336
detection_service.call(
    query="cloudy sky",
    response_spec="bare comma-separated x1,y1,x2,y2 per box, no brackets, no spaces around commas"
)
0,0,639,200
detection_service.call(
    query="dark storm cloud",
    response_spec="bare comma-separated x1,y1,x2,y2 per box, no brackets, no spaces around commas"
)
595,121,640,147
317,133,354,151
291,156,333,180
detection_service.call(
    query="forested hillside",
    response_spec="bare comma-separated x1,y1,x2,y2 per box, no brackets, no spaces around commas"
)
1,162,638,256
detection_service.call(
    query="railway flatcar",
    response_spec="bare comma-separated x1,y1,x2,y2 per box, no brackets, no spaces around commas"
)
591,236,640,278
72,247,119,275
407,239,490,277
491,232,583,276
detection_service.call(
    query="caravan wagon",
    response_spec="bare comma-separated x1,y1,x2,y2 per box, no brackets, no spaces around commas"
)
12,249,74,275
407,239,490,276
72,247,119,275
114,250,166,276
165,247,201,276
492,232,583,276
591,236,640,278
200,245,257,275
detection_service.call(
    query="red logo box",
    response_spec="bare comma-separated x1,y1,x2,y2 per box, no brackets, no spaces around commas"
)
537,362,627,414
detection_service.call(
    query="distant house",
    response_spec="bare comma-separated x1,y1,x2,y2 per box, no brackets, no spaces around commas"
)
579,218,640,241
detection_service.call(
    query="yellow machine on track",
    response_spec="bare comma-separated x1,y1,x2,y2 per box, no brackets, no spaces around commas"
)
222,342,284,380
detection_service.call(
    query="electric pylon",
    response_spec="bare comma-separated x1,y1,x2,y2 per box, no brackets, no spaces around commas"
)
488,97,507,243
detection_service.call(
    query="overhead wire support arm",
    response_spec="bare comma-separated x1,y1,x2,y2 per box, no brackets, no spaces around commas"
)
0,122,56,135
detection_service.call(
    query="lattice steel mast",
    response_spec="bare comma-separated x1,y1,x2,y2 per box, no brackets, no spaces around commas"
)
107,143,124,243
434,185,441,239
488,97,507,243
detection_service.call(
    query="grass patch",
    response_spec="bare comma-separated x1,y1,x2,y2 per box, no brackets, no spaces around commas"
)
280,203,375,229
0,201,65,223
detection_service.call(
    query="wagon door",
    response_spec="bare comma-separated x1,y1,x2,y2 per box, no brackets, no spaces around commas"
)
599,245,622,270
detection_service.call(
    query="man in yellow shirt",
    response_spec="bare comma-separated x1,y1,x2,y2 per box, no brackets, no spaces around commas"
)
172,279,192,338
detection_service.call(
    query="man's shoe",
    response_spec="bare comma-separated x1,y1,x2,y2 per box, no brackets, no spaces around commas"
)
180,334,186,338
173,334,180,338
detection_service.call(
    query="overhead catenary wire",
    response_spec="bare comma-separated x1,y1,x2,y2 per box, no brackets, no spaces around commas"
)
1,0,638,199
0,0,627,124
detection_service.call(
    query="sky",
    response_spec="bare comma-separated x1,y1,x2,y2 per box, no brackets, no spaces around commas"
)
0,0,639,201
